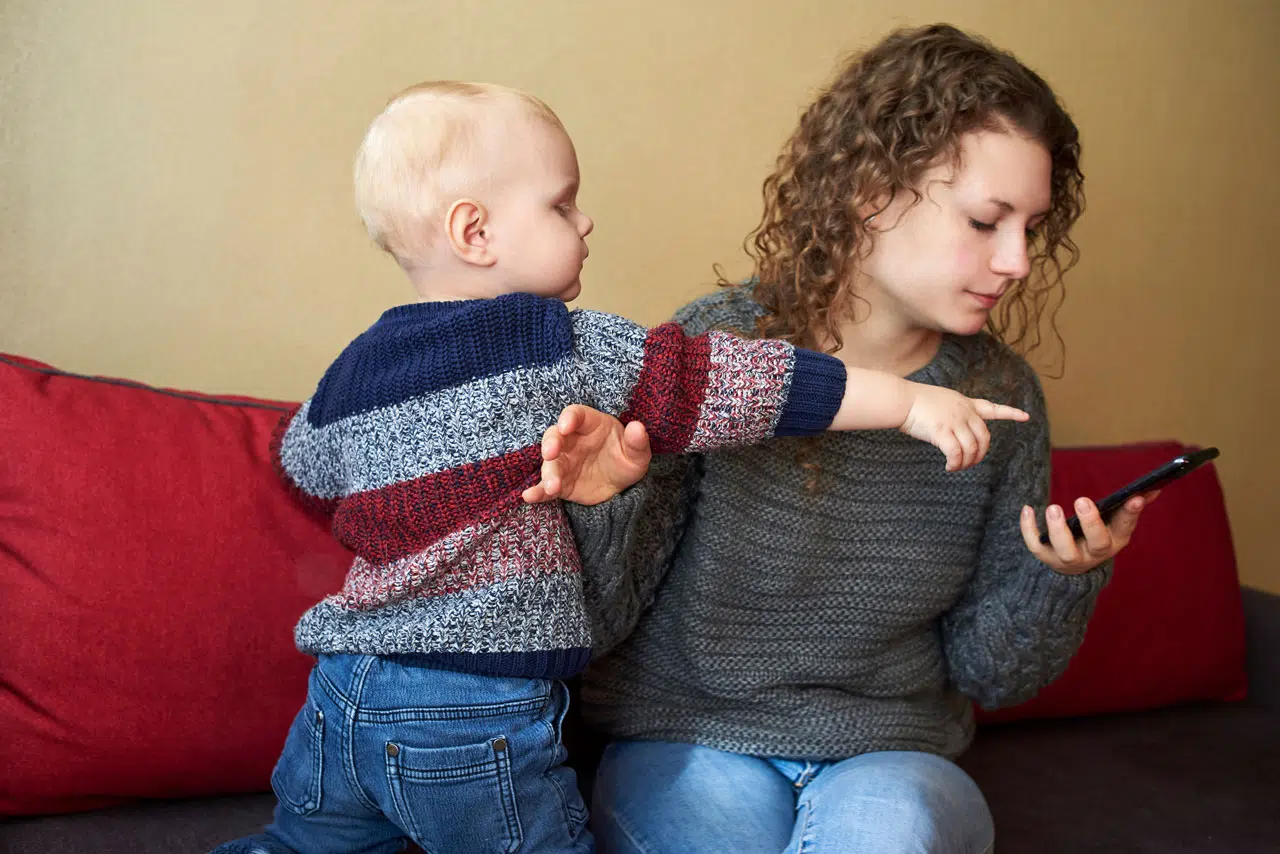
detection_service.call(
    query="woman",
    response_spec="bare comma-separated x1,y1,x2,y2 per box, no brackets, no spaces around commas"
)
533,23,1153,854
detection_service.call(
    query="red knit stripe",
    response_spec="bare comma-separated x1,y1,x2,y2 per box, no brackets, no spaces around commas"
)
332,445,542,564
619,323,712,454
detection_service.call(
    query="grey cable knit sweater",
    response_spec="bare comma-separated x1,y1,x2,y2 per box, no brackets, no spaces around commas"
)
566,285,1110,761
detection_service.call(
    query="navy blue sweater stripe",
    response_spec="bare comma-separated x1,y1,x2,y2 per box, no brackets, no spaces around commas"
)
387,648,593,680
308,293,574,427
774,349,846,436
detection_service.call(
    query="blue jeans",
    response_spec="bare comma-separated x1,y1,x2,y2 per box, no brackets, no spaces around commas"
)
212,654,594,854
591,740,993,854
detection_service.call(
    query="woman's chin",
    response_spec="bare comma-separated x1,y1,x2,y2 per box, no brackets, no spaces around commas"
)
944,310,994,337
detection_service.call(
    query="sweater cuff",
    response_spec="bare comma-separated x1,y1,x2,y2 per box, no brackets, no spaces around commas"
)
774,349,846,437
1016,558,1112,625
563,485,648,581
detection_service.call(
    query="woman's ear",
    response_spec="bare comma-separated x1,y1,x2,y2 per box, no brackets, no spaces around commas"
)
445,199,497,267
856,189,896,229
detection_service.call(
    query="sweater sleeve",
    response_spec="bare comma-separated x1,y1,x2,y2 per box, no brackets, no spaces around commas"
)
939,362,1111,710
271,399,343,518
568,452,703,655
569,309,846,454
564,287,763,652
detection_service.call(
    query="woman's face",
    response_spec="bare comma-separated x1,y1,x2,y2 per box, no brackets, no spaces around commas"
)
856,129,1053,337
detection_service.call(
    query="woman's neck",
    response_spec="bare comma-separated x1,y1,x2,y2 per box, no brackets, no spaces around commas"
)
824,314,942,377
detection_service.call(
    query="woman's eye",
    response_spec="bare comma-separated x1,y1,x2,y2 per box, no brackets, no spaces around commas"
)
969,219,997,233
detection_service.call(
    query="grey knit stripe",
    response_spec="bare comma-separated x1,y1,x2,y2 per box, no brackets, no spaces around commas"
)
295,572,593,656
278,400,341,498
281,360,594,496
570,309,648,415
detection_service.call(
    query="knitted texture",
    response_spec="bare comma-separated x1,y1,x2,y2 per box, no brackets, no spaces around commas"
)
275,292,846,679
569,285,1111,759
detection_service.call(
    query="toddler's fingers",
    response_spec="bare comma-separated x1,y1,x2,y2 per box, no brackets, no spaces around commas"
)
973,399,1029,422
529,459,562,499
969,415,991,463
937,433,962,472
954,424,979,470
558,404,588,434
541,423,565,462
622,420,650,456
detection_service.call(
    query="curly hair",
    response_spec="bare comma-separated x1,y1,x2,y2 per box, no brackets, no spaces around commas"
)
737,24,1085,363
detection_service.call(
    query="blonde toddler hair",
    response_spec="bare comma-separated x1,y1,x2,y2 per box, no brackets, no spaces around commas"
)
354,81,564,269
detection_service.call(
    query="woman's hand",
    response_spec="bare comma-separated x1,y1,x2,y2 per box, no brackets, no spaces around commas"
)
1019,492,1158,574
522,405,652,506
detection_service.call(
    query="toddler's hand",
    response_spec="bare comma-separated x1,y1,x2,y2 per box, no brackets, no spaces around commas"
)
522,405,652,505
899,385,1029,471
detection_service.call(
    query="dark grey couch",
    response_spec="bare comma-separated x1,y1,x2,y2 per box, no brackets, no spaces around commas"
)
3,587,1276,854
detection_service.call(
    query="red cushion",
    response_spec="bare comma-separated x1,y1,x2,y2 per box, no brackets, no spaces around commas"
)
976,441,1248,724
0,354,351,816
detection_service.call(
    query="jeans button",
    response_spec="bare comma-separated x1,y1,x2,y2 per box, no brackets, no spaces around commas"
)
386,743,399,757
493,737,508,753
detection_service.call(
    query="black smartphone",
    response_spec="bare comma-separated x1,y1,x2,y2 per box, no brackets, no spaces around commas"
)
1039,447,1220,544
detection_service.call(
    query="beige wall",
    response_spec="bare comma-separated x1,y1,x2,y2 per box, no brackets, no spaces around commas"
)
2,1,1277,592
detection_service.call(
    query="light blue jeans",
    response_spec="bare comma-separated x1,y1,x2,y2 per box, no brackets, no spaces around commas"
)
591,740,993,854
211,654,594,854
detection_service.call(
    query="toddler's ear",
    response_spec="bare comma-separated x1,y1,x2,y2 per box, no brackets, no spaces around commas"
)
445,199,496,267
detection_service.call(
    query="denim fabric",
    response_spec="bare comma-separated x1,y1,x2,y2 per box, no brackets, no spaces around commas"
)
212,654,593,854
591,740,992,854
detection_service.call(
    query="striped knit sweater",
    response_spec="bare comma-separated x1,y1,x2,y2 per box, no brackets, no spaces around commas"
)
274,291,847,679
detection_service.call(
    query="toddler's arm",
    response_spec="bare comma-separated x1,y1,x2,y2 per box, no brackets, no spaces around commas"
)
571,310,1028,473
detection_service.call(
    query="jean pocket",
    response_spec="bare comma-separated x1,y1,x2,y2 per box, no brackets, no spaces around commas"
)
270,699,325,816
385,735,522,854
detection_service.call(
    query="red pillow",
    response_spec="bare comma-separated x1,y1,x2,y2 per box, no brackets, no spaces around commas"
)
0,354,351,816
976,441,1247,724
